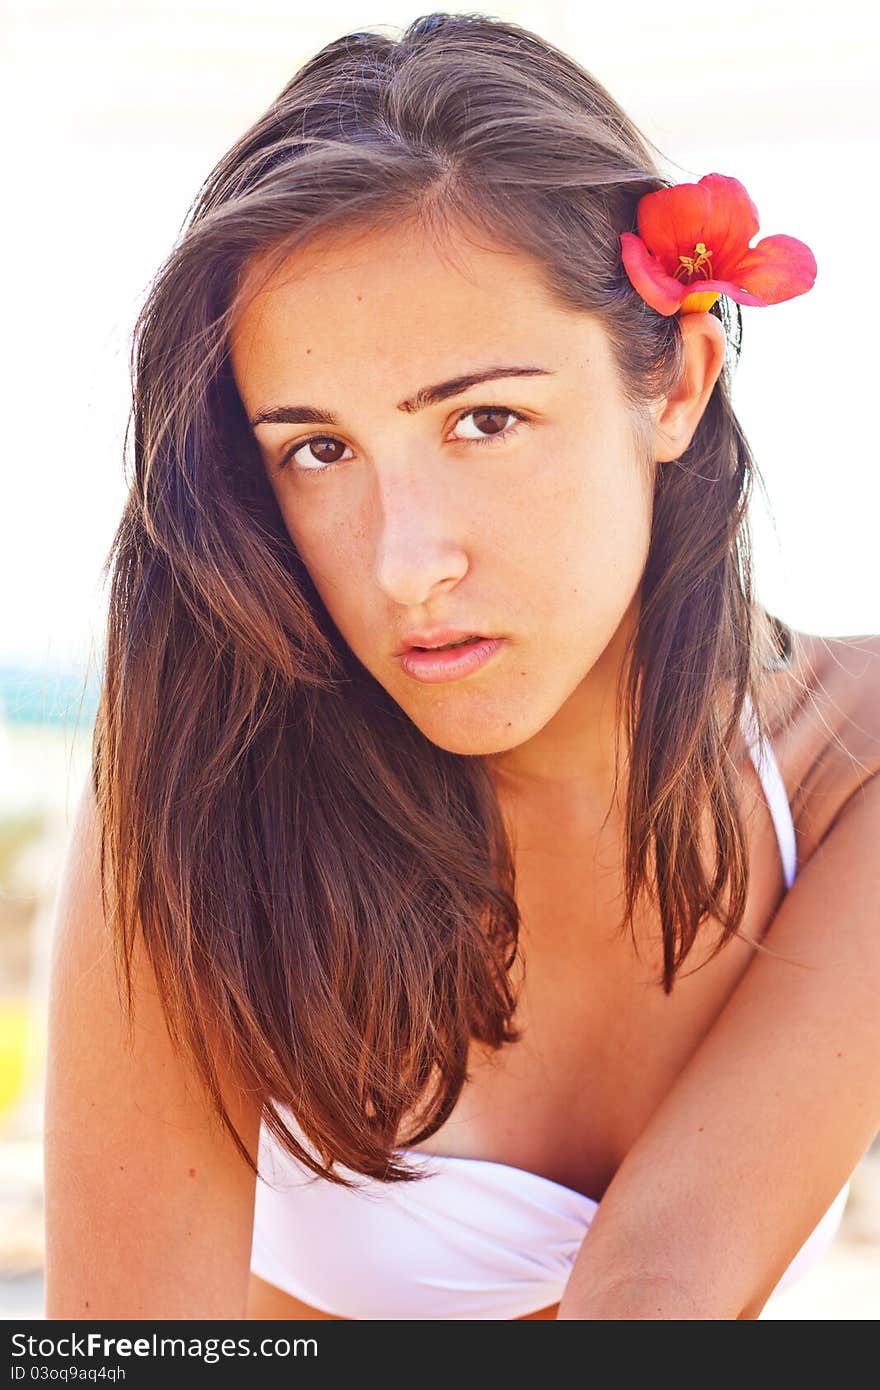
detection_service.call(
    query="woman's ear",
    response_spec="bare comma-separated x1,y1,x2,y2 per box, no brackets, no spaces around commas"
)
652,311,728,463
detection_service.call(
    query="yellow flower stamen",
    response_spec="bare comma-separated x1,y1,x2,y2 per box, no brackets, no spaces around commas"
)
674,241,714,282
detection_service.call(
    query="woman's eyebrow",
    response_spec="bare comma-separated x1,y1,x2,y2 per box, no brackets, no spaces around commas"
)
248,365,555,428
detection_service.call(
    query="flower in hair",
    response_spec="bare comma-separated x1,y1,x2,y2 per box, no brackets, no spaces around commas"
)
620,172,817,316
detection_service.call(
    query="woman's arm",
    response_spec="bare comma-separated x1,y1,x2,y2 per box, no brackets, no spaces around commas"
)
556,769,880,1320
44,775,264,1319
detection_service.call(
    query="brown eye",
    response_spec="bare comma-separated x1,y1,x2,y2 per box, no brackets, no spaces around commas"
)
280,436,353,471
303,438,347,465
475,408,510,435
451,407,524,444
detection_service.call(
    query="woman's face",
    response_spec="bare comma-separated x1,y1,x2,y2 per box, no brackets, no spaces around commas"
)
230,217,677,790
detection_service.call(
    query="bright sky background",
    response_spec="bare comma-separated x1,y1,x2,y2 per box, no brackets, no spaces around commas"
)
3,0,877,671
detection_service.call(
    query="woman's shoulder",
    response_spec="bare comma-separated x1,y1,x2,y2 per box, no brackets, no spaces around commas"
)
771,625,880,869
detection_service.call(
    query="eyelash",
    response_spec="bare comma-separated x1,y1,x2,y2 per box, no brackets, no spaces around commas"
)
276,406,529,476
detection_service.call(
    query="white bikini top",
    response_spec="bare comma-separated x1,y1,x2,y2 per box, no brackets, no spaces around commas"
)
739,688,797,891
250,693,850,1318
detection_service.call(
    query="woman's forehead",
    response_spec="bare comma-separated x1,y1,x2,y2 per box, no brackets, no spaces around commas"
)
234,218,541,320
229,221,608,405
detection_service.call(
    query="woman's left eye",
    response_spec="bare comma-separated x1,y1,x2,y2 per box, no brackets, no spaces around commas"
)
450,406,526,447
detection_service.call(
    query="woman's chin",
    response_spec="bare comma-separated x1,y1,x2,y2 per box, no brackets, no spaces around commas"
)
408,716,533,760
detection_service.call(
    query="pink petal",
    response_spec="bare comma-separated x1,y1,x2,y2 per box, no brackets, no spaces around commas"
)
732,234,818,304
669,275,768,307
620,232,686,315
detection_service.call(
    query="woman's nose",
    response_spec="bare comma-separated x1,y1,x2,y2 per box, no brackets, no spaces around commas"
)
372,467,470,608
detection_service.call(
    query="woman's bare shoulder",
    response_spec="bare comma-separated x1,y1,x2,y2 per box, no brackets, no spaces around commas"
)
774,625,880,866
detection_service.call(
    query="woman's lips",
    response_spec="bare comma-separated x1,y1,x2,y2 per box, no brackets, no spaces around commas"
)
397,636,506,684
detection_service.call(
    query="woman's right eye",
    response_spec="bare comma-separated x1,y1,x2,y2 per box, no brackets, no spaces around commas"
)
279,436,354,473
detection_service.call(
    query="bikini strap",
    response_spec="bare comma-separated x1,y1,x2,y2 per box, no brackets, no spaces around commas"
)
739,692,798,890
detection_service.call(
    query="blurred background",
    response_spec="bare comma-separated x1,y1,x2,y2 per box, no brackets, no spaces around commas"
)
1,0,878,1319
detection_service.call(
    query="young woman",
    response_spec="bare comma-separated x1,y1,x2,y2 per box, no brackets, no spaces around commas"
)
44,13,880,1320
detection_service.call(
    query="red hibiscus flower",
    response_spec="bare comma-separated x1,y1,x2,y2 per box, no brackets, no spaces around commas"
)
620,173,817,316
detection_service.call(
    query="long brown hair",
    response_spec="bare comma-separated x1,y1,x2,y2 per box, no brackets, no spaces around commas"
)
92,12,794,1186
